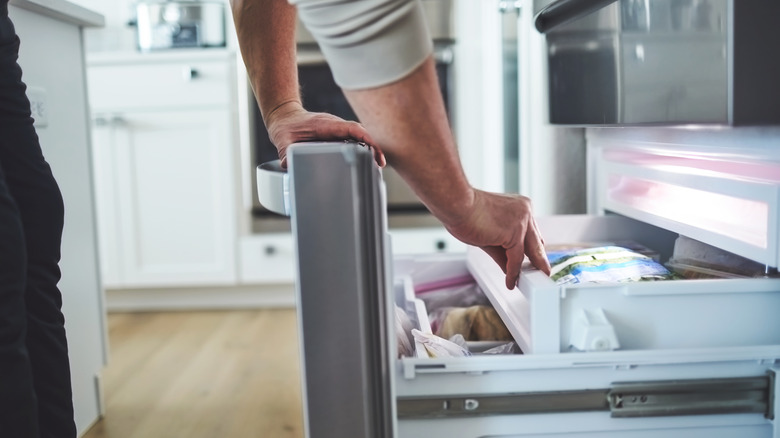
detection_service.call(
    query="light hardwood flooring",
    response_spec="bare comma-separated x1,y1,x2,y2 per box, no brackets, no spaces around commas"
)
82,310,304,438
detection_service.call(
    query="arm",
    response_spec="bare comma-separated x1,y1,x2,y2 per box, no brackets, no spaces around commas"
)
229,0,383,167
229,0,298,127
345,57,551,288
236,0,550,287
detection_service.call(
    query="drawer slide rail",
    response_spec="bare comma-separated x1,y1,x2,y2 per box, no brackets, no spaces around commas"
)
397,373,774,420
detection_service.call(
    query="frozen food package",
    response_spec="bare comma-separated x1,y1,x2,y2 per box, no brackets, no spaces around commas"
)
667,235,767,279
415,281,490,313
481,342,520,355
547,245,676,285
395,305,415,358
412,329,471,358
434,305,513,342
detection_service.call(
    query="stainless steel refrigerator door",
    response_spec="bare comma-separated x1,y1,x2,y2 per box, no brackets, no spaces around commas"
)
286,142,396,438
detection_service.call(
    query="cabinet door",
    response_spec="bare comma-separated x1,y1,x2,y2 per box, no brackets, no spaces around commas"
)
90,115,123,287
109,109,237,287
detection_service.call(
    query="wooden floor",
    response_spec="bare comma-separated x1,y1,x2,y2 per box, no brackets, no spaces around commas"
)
82,310,304,438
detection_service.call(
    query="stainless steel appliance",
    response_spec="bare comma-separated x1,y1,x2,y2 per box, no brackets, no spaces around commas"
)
536,0,780,125
135,0,226,51
252,1,780,436
257,139,780,437
250,0,455,232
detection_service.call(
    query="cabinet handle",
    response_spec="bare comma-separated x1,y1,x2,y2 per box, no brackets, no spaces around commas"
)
435,240,447,251
182,67,200,81
93,115,126,127
264,245,277,256
110,115,126,126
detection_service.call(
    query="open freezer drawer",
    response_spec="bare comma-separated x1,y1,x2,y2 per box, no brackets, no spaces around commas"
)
394,234,780,437
261,142,780,438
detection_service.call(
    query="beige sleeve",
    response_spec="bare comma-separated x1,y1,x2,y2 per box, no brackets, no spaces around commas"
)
288,0,433,90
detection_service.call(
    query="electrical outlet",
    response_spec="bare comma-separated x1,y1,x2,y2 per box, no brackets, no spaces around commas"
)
26,86,48,128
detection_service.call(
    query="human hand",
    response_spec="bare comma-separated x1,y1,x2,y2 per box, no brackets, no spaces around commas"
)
443,189,552,289
265,101,386,168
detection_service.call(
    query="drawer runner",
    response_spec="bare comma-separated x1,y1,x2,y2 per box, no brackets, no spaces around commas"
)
397,373,775,420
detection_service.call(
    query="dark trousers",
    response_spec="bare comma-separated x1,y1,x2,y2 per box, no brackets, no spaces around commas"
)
0,2,76,437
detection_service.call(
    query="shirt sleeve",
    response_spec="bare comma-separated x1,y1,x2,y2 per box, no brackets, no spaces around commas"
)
288,0,433,90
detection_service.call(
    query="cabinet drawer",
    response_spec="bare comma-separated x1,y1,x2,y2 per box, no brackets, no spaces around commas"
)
88,60,231,111
239,234,297,284
390,228,465,255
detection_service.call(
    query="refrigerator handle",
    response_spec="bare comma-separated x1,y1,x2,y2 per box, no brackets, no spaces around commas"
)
256,160,291,216
534,0,618,33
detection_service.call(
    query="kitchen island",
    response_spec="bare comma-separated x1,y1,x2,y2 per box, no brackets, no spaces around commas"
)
8,0,106,435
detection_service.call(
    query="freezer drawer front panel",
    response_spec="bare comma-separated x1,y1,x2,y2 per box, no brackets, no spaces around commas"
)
288,144,395,438
399,415,772,438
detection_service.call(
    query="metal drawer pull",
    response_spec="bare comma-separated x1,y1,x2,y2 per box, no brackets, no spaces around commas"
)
182,67,200,81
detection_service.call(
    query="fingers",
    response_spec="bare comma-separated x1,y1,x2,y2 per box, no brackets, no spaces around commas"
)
504,242,525,290
369,144,386,168
481,245,521,290
319,120,386,168
271,112,387,168
525,219,551,276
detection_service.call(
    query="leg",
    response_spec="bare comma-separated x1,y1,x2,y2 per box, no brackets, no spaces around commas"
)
0,163,39,438
0,8,75,438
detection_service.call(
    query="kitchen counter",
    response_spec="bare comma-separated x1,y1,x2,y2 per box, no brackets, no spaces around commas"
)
9,0,103,27
86,47,237,66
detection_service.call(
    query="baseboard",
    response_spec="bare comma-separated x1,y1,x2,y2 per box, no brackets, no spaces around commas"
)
105,284,296,312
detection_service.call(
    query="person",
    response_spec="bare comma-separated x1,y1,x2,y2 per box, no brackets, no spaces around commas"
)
230,0,552,288
0,1,77,436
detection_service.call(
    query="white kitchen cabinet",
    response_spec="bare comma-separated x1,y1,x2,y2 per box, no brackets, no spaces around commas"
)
88,53,239,288
391,228,465,255
239,233,298,284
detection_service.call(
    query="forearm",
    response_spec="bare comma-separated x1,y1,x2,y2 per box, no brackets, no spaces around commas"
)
343,57,475,226
229,0,301,122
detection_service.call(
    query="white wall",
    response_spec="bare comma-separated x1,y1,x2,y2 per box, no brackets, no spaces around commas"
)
455,0,586,214
453,0,505,193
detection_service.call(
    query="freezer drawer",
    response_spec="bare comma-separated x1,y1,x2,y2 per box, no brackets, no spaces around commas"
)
274,143,780,438
394,232,780,437
465,215,780,355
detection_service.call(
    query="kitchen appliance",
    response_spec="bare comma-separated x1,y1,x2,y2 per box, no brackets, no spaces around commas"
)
257,137,780,437
249,0,455,232
253,0,780,436
537,0,780,125
134,0,226,51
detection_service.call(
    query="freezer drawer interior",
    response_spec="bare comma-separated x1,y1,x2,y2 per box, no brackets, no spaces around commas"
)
395,214,780,358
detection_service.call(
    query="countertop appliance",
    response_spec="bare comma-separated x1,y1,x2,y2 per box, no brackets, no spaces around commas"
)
536,0,780,125
134,0,226,51
257,138,780,437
